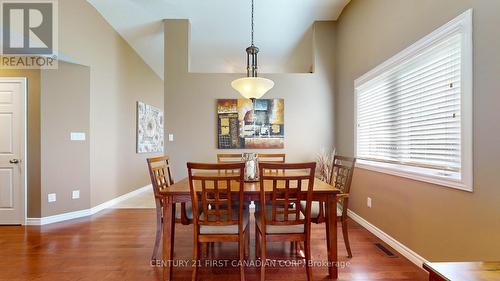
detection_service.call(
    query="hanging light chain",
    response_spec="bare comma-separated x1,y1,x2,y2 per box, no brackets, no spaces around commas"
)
245,0,259,78
251,0,254,46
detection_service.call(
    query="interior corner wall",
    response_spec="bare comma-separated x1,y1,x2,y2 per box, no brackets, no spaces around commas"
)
0,68,41,218
57,0,164,210
335,0,500,260
164,20,336,180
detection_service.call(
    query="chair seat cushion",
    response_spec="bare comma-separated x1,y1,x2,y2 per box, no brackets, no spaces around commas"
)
174,202,194,220
255,207,305,234
199,210,249,234
300,201,342,218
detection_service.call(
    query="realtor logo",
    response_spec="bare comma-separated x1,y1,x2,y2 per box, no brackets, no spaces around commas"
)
0,0,58,69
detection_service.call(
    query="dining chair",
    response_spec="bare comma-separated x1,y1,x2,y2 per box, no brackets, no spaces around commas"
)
215,152,247,230
147,156,193,262
256,153,291,243
301,155,356,258
256,162,316,281
257,153,286,173
187,162,249,281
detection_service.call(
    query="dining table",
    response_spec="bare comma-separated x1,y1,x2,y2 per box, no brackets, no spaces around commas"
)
158,173,341,280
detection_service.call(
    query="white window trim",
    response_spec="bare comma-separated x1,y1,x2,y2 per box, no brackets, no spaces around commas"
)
354,9,473,192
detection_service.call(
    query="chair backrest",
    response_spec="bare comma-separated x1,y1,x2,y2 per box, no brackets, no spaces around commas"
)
257,153,286,163
258,162,316,232
330,155,356,194
217,153,243,163
147,156,174,199
258,153,286,173
187,162,245,228
216,153,244,173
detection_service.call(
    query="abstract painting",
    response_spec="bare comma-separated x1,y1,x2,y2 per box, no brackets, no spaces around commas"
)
217,99,284,149
137,101,164,153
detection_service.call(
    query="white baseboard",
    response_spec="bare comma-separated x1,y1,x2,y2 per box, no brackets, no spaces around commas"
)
26,208,91,226
89,185,151,214
347,209,428,267
26,185,151,226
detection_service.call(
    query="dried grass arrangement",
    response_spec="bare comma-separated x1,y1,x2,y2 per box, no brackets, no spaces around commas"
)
315,147,336,183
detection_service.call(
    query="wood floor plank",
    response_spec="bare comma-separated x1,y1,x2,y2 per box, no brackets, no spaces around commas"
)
0,209,427,281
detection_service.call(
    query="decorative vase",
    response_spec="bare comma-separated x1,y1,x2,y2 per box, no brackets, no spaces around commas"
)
242,153,259,182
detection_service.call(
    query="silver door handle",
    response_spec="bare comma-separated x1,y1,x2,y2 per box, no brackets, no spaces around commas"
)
9,159,19,164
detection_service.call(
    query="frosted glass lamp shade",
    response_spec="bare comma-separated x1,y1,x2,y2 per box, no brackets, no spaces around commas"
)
231,77,274,99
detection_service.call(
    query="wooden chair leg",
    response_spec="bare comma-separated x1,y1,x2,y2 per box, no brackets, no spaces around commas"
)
192,239,199,281
341,216,352,258
171,207,176,259
151,207,162,261
202,243,208,258
239,231,246,281
325,212,331,253
304,238,313,281
245,227,250,259
255,222,260,259
260,234,266,281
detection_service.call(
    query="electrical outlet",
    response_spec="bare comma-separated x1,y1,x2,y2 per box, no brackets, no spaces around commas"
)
168,134,174,142
48,193,57,203
72,190,80,199
367,197,372,208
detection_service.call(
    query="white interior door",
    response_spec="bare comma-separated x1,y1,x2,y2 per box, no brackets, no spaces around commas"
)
0,78,26,225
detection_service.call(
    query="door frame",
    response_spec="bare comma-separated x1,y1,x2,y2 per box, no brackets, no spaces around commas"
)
0,77,27,225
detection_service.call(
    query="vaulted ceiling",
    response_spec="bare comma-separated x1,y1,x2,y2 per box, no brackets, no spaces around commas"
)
87,0,350,78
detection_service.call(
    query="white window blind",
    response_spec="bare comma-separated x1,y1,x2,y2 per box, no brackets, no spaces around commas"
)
357,34,462,171
355,9,473,191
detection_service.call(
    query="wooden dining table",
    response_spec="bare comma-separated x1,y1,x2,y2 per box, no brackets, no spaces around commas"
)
158,174,341,280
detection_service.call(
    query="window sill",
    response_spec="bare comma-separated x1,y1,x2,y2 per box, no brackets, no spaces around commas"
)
355,159,472,192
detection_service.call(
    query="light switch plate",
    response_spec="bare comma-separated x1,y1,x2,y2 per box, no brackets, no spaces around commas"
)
168,134,174,142
70,132,86,141
48,193,57,203
72,190,80,199
367,197,372,208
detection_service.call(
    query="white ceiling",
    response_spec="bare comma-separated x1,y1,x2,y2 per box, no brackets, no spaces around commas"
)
87,0,350,78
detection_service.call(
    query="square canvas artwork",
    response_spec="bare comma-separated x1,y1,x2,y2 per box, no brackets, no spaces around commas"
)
217,99,284,149
137,101,164,153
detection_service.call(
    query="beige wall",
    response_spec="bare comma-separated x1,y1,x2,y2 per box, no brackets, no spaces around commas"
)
0,69,41,218
335,0,500,260
54,0,164,210
164,20,336,180
40,62,90,217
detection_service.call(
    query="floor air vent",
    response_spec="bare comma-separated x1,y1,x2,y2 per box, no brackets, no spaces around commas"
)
374,243,397,257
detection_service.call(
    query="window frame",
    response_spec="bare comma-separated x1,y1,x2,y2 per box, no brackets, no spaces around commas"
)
354,9,473,192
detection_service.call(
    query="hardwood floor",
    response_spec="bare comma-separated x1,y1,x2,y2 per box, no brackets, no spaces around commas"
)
0,209,427,281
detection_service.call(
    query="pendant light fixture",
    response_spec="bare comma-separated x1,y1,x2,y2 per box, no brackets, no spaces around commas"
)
231,0,274,99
